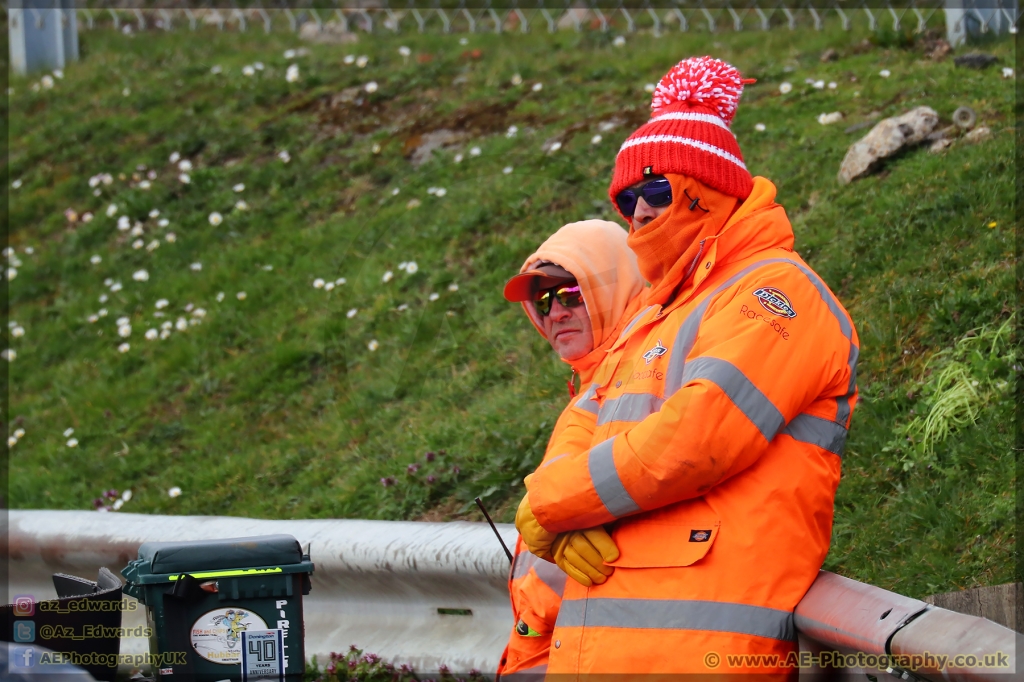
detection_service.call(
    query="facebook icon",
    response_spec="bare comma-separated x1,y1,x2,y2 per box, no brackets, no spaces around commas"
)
12,646,35,669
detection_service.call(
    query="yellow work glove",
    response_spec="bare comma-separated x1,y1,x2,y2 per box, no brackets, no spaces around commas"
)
551,526,620,587
514,493,557,561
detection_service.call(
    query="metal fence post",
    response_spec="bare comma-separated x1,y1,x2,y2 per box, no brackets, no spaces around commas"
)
9,0,77,76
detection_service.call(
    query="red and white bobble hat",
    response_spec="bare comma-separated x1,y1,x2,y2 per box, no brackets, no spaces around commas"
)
609,56,756,214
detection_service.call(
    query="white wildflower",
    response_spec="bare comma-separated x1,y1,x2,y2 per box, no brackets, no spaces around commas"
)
149,209,160,218
216,292,225,302
11,179,22,189
779,82,793,94
879,69,891,78
755,123,766,132
117,343,129,353
110,282,123,292
210,65,222,75
98,308,108,317
175,317,188,331
284,49,296,59
233,183,245,192
161,321,172,330
644,83,656,93
453,153,464,163
813,80,825,89
503,166,514,174
1002,67,1014,79
242,65,256,77
343,54,355,65
155,299,169,309
405,262,418,274
399,46,411,57
178,159,193,172
14,428,24,439
368,339,379,352
90,255,102,265
41,75,54,89
346,308,358,319
365,81,378,93
88,315,99,324
165,232,176,243
278,150,291,163
146,240,160,252
106,204,119,217
548,141,562,153
66,437,79,447
82,212,94,223
428,292,440,301
112,499,124,511
382,270,394,283
64,428,75,438
828,82,837,90
169,151,181,164
11,326,25,338
591,135,602,144
448,283,459,292
532,82,543,92
145,328,158,340
190,262,202,271
612,35,626,47
817,112,843,125
356,55,369,68
6,267,18,281
160,329,171,339
511,73,523,86
313,278,325,289
469,146,481,157
236,291,246,300
286,64,300,83
324,282,335,291
132,239,144,250
506,125,519,138
208,212,222,226
168,486,182,498
118,324,132,338
335,277,346,285
53,69,63,79
178,173,191,184
7,436,16,447
1,349,15,361
397,303,409,311
138,180,151,190
192,308,206,318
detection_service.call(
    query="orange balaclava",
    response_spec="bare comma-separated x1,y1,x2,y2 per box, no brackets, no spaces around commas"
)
516,220,645,381
626,173,740,306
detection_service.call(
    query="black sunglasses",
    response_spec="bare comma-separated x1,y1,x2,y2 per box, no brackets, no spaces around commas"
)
615,177,673,217
533,283,584,317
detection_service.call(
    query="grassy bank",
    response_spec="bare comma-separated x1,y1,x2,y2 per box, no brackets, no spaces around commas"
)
6,19,1015,598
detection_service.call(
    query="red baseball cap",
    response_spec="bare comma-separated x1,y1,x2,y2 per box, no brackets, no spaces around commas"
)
503,262,576,302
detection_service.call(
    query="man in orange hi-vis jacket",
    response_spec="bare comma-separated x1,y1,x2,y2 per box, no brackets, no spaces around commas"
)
514,57,860,678
496,220,644,680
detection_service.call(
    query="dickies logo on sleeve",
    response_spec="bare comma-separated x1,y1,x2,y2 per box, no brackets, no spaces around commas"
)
689,529,712,542
752,287,797,319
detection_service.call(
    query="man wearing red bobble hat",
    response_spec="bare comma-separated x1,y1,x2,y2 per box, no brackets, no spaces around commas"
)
514,56,860,676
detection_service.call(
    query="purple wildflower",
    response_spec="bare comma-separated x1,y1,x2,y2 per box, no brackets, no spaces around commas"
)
325,663,336,675
104,488,119,499
425,451,436,462
451,465,460,474
426,475,436,484
399,664,412,673
348,659,357,669
380,476,396,487
362,653,380,664
92,498,105,509
407,463,420,474
349,644,360,652
438,664,450,674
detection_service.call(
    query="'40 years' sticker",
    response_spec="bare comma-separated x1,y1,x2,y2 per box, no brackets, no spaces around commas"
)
190,607,268,665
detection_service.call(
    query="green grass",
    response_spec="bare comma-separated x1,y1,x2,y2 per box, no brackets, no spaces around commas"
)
5,20,1016,599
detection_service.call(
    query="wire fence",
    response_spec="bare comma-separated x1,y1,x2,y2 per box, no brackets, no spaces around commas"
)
17,1,1020,37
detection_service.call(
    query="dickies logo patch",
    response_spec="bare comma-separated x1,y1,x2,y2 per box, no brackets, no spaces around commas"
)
642,340,668,365
752,287,797,319
689,529,712,542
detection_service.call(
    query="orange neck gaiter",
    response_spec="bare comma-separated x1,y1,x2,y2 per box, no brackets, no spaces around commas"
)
627,174,741,306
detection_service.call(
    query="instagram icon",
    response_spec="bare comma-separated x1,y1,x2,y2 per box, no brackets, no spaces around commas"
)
12,596,34,617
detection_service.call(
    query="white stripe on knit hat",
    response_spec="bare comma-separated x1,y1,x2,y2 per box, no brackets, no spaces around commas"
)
648,111,730,130
617,134,748,171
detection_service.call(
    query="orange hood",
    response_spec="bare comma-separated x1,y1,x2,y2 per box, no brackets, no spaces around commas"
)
518,220,645,381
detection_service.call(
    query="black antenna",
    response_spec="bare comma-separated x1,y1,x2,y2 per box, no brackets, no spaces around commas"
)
475,497,514,565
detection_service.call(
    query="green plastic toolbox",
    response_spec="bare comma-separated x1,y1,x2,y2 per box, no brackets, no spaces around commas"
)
121,535,313,681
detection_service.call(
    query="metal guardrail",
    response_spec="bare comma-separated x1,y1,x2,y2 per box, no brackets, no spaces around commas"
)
51,1,1019,38
7,510,1021,678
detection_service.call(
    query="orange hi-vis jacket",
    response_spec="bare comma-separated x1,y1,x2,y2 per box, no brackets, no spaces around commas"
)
497,221,644,679
527,177,859,677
